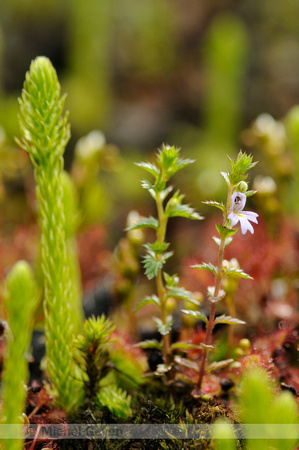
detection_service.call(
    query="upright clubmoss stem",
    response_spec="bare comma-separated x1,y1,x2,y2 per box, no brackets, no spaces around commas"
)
17,57,84,410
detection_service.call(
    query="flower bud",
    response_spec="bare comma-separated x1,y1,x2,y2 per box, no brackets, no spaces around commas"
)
237,181,248,193
229,258,240,270
126,210,144,246
75,130,105,162
234,347,244,358
239,338,251,351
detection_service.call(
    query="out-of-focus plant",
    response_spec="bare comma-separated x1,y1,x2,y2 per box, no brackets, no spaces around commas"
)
128,144,203,374
66,0,113,132
184,152,258,393
115,0,175,77
0,25,19,139
196,14,249,198
213,418,237,450
235,368,298,450
243,107,299,226
71,130,123,226
114,210,145,338
74,315,132,420
16,56,84,411
1,261,39,450
242,112,293,219
203,14,249,149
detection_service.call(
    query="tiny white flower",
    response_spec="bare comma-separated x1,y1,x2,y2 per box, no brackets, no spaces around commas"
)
228,192,258,235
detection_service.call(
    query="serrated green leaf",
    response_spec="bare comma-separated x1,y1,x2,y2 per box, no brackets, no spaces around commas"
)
207,286,225,303
155,363,172,375
206,359,234,372
183,296,202,307
136,161,160,179
214,315,246,325
191,262,218,276
228,151,257,186
143,249,173,280
144,241,170,254
140,179,152,190
203,200,225,212
155,181,167,193
246,190,258,197
212,236,233,247
135,339,163,350
134,295,160,312
165,191,203,220
216,224,237,240
181,309,208,324
171,342,204,351
157,145,194,181
223,267,253,279
154,316,173,336
143,252,159,280
126,216,159,231
220,171,230,186
163,272,179,288
166,286,196,303
159,185,174,201
199,343,215,351
169,204,203,220
174,355,199,372
140,179,156,199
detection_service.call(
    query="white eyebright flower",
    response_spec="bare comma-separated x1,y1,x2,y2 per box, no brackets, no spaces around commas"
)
228,192,258,235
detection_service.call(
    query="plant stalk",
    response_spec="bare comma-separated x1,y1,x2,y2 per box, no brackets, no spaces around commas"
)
197,236,225,389
225,293,236,358
197,185,232,390
156,192,170,365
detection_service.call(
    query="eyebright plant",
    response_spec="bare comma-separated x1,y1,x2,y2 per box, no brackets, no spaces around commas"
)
128,144,203,372
184,151,258,392
16,56,84,411
1,261,39,450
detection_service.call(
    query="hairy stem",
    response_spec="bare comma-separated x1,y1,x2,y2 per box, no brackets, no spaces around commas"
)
197,185,233,390
156,192,170,365
197,236,225,389
225,294,236,358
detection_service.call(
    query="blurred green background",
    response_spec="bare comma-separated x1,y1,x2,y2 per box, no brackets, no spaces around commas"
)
1,0,299,232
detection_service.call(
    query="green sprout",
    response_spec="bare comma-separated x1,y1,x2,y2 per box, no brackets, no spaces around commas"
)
237,368,298,450
1,261,39,450
16,56,84,411
184,151,258,392
74,315,132,420
129,144,203,372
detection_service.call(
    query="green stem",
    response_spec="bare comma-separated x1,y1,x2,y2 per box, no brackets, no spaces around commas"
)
197,184,233,391
156,192,167,243
225,293,236,358
156,192,170,365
